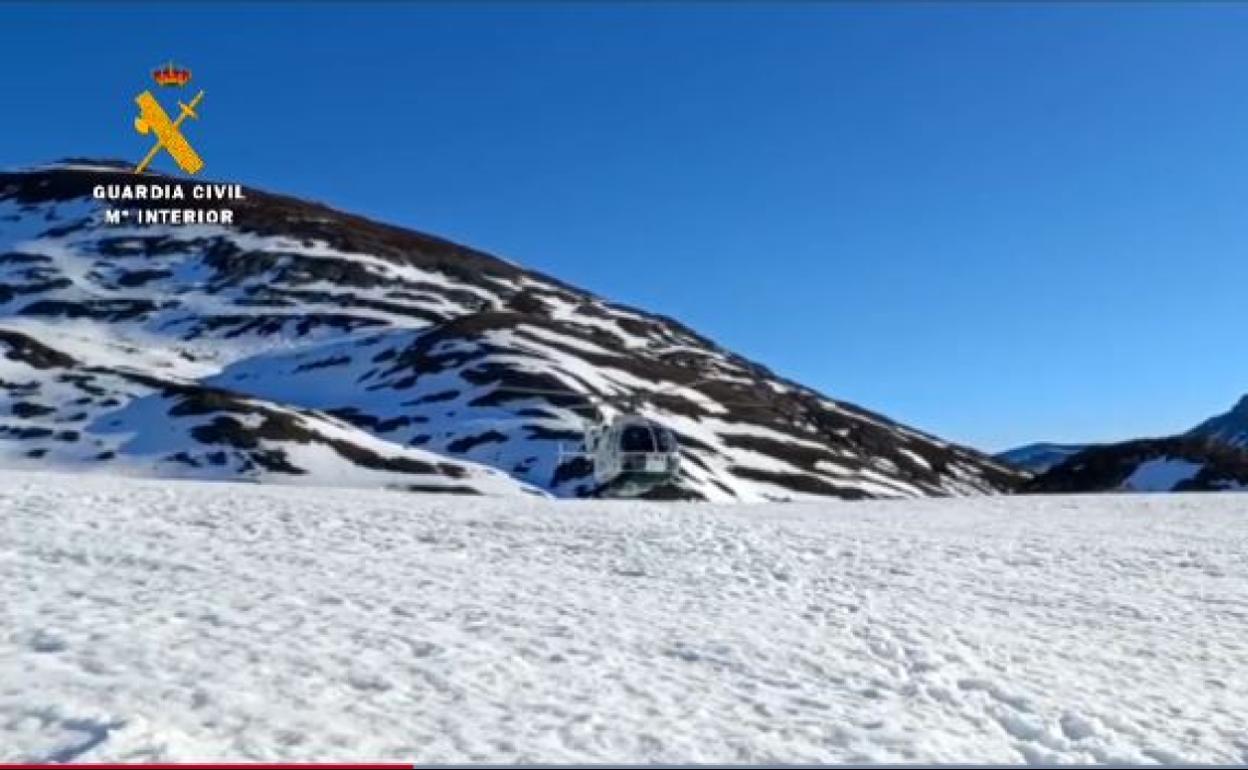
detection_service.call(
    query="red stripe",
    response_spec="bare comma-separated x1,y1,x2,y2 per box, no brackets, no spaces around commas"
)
0,765,413,769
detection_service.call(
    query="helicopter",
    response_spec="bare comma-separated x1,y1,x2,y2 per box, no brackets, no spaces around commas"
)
583,413,682,497
486,374,786,498
487,385,684,498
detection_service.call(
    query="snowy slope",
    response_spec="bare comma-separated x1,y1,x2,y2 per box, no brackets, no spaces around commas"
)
1,469,1245,763
0,328,536,496
1120,458,1206,492
0,162,1022,500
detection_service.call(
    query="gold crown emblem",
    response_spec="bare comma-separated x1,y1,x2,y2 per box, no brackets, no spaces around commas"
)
152,61,192,88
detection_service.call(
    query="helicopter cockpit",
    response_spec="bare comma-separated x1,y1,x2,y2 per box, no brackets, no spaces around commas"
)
587,415,681,496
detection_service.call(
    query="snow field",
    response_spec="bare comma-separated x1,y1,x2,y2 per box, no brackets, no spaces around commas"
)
1,470,1245,763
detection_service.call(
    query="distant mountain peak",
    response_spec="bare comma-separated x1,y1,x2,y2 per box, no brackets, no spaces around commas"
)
995,442,1088,475
1188,394,1248,449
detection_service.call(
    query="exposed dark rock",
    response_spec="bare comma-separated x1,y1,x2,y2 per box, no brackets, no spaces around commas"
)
293,355,352,373
11,401,55,418
0,329,76,369
19,298,162,322
115,269,173,287
729,465,873,500
447,430,507,453
1026,436,1248,493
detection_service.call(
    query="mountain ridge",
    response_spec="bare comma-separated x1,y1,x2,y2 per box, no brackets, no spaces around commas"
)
995,442,1089,474
1187,394,1248,448
1020,394,1248,493
1024,435,1248,493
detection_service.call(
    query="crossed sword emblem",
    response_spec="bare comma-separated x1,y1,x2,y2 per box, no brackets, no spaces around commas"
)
134,89,205,175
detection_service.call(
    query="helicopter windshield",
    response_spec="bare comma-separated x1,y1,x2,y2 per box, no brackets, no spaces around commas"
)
620,424,656,453
618,423,677,454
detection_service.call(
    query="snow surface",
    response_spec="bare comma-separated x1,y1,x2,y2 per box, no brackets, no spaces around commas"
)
2,469,1245,764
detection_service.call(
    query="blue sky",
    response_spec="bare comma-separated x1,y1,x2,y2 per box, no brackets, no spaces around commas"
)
2,2,1246,451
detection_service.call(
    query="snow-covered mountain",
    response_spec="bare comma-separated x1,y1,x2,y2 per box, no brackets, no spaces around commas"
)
1025,436,1248,493
0,162,1023,500
1018,396,1248,494
1188,394,1248,448
995,442,1088,474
